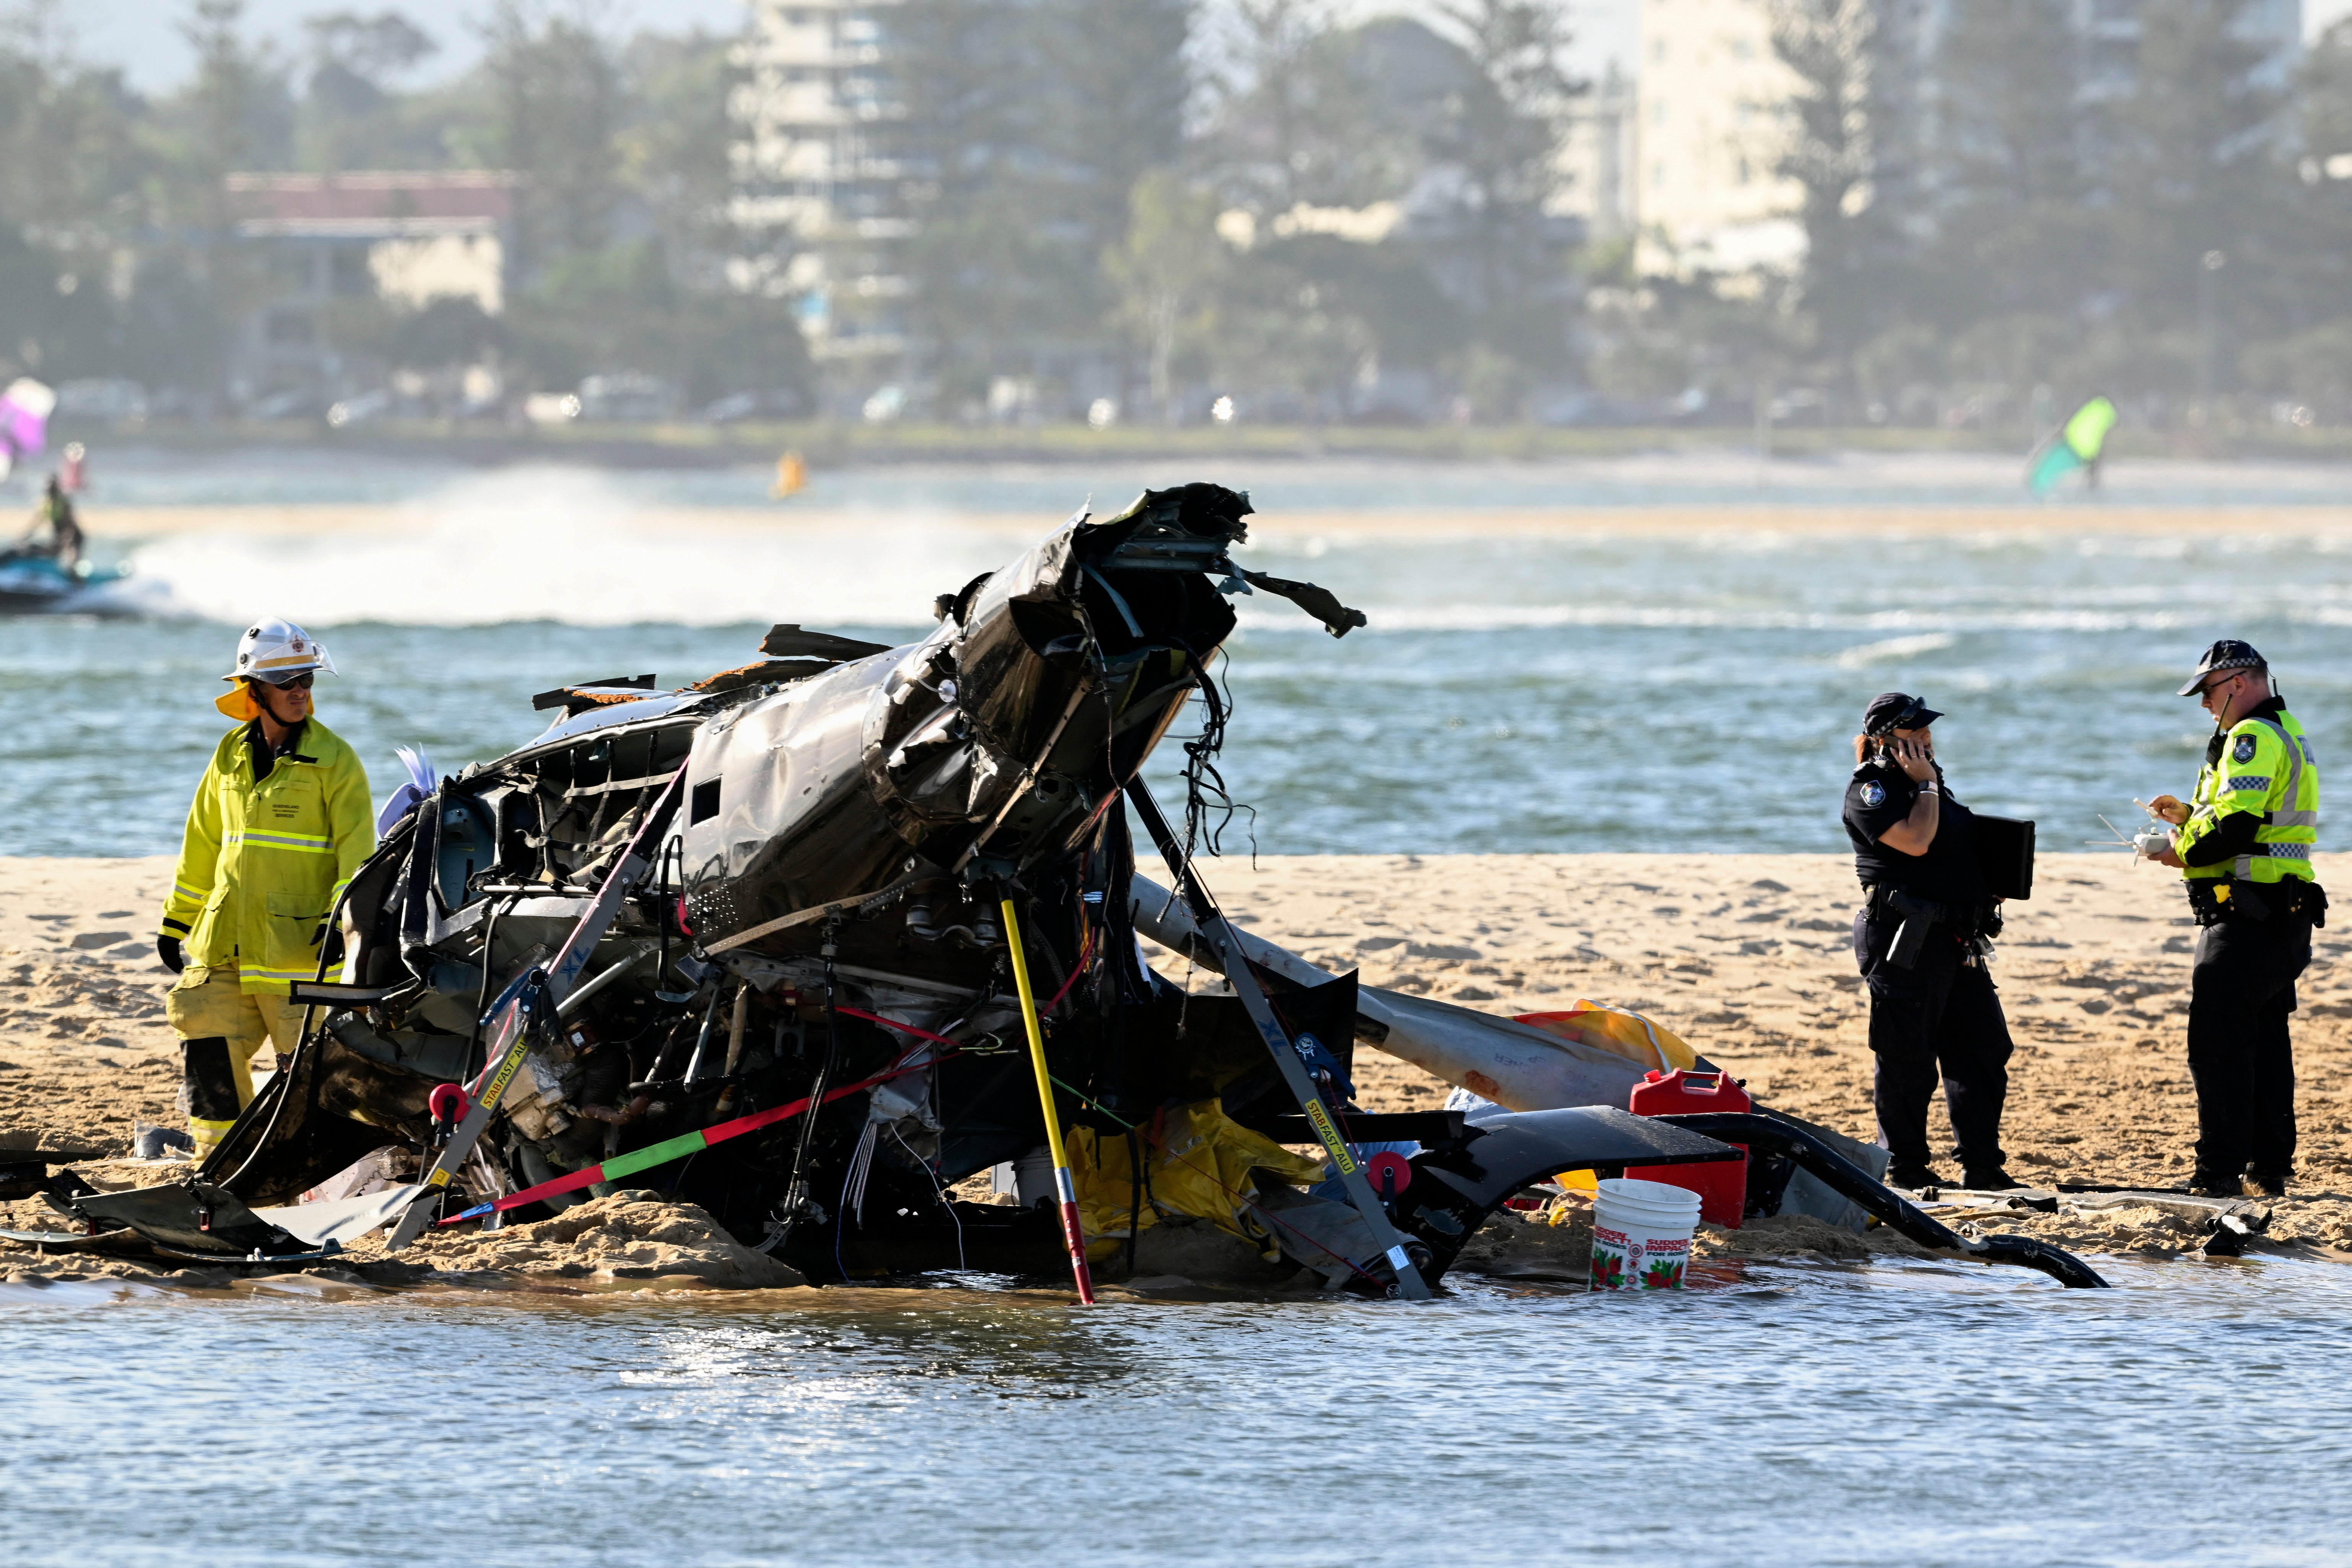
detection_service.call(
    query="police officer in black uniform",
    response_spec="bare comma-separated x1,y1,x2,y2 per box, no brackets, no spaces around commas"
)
1843,692,2015,1191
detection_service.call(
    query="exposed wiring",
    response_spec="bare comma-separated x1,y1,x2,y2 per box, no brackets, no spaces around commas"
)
1177,649,1256,865
895,1122,965,1272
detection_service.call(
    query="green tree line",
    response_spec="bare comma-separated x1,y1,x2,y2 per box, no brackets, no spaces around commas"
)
0,0,1596,423
0,0,809,412
1653,0,2352,432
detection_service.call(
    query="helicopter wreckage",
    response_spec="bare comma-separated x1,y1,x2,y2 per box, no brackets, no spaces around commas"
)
46,485,2105,1291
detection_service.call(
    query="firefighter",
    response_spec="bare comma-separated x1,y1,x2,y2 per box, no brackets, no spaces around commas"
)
156,618,374,1161
2147,640,2323,1197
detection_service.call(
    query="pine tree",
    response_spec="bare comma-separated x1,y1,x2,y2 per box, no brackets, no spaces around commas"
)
1766,0,1928,378
2100,0,2285,361
893,0,1193,399
1425,0,1580,382
1928,0,2097,391
477,0,623,282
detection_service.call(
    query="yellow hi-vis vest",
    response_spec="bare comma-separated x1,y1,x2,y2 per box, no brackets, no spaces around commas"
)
2178,708,2319,885
159,718,376,992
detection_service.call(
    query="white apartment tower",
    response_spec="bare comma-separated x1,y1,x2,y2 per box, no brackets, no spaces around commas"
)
729,0,911,366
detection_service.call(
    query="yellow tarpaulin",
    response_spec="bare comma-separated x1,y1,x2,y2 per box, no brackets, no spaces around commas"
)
1514,1002,1699,1074
1067,1098,1329,1264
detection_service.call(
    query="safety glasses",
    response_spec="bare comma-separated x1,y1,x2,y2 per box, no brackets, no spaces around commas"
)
253,671,315,690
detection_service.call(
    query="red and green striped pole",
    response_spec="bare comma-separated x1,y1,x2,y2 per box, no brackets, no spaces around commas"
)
437,1052,942,1226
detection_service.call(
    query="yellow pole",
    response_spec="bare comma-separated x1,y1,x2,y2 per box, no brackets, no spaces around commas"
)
1000,896,1096,1304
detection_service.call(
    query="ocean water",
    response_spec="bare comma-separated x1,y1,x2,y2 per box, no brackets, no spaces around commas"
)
14,441,2352,510
6,458,2352,859
5,1253,2350,1568
8,457,2352,1568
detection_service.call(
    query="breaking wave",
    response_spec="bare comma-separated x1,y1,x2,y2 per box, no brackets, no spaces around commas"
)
112,463,2335,640
125,467,1033,628
1833,632,1960,667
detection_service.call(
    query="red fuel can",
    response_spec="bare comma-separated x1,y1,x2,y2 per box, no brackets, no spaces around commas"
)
1627,1069,1750,1229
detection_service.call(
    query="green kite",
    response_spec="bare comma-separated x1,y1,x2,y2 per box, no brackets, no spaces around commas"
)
2028,396,2116,495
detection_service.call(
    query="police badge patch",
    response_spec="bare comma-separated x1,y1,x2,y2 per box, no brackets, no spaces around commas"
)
1860,781,1886,808
2233,733,2258,764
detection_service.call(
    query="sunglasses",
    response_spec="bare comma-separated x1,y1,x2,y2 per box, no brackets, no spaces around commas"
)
253,672,315,690
2196,672,2243,698
1870,700,1930,735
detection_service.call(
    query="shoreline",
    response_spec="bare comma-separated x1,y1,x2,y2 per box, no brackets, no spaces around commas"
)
7,852,2349,1288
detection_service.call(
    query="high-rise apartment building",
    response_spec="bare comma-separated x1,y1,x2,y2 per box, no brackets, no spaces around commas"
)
728,0,911,371
1558,65,1640,242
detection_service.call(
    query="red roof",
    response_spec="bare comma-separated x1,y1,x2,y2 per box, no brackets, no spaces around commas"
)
226,172,519,229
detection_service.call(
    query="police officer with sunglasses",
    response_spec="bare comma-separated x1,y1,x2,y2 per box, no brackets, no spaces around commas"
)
2145,640,2323,1196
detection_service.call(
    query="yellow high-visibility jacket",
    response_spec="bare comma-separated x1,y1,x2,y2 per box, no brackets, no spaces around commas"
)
2178,707,2319,885
159,718,375,992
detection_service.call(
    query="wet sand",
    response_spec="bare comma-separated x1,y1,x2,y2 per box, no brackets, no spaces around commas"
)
7,853,2350,1283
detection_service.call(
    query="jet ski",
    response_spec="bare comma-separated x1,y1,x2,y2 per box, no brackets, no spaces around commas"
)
0,549,130,613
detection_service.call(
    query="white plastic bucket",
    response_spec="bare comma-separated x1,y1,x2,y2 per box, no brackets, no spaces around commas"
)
1590,1177,1703,1291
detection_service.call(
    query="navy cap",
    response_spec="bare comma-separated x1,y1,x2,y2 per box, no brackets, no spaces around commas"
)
1863,691,1943,735
2178,639,2266,696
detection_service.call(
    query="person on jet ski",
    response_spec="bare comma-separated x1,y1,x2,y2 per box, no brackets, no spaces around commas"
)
15,474,84,568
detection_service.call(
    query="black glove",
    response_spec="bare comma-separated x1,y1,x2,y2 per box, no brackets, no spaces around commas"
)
158,934,184,973
319,925,346,970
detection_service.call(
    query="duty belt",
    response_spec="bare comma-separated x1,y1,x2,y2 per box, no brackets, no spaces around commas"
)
1862,884,1999,969
2185,876,2329,929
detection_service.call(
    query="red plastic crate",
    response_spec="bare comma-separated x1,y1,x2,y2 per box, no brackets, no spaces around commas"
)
1626,1069,1750,1228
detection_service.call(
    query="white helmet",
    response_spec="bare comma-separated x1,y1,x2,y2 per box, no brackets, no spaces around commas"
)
224,616,337,685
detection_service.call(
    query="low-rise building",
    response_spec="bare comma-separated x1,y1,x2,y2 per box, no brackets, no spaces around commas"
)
224,171,518,400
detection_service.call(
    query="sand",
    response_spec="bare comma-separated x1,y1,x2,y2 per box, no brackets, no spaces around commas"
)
7,852,2349,1286
1179,853,2352,1191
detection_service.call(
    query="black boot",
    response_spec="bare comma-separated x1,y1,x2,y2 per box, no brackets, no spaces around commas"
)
1962,1165,2017,1191
2245,1165,2289,1198
2187,1168,2242,1198
1886,1163,1946,1192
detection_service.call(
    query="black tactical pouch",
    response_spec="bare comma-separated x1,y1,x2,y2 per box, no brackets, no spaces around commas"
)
2279,880,2328,927
2187,878,2272,926
1885,899,1932,969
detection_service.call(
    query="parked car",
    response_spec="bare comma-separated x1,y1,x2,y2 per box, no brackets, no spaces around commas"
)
576,372,679,423
704,388,812,424
55,379,148,426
